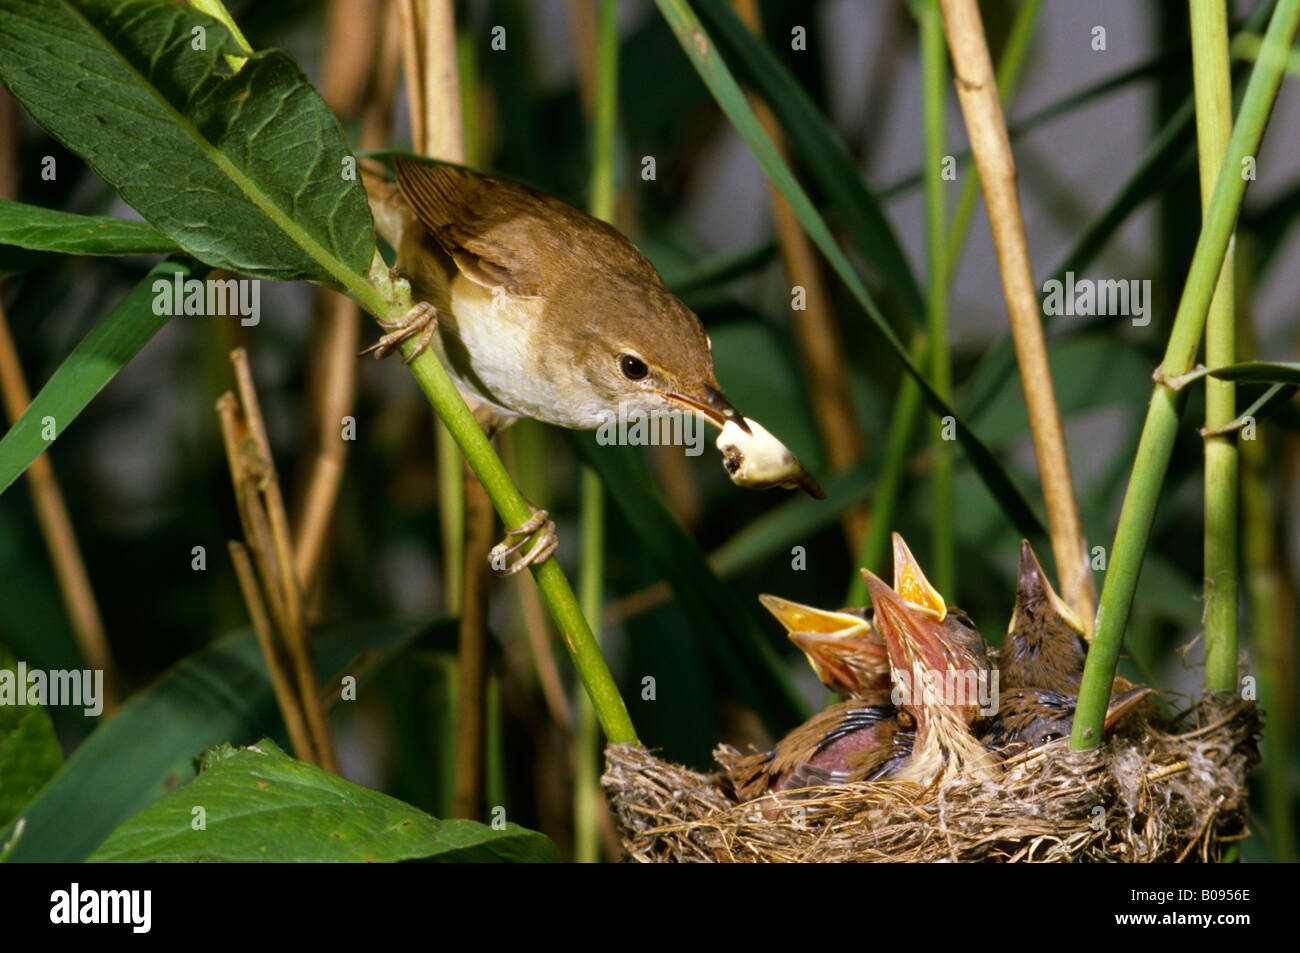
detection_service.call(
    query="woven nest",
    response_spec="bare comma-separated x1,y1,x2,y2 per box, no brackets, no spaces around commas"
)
601,696,1261,862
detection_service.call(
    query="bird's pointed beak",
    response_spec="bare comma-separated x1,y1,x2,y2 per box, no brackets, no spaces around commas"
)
860,570,951,703
758,594,870,638
1103,687,1154,733
663,383,750,433
890,533,946,620
759,594,882,694
1014,539,1084,634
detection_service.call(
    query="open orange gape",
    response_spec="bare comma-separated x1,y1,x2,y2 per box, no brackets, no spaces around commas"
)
601,534,1260,863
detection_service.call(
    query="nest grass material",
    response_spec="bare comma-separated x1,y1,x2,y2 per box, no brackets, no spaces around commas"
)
601,697,1260,862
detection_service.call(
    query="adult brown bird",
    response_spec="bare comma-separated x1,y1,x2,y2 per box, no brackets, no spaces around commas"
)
366,157,754,573
757,595,889,698
983,686,1154,758
369,157,748,433
999,540,1089,694
861,568,998,786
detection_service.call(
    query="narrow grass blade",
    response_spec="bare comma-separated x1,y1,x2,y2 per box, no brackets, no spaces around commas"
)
0,259,192,496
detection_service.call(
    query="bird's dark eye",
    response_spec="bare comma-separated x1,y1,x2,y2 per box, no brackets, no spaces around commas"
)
619,354,648,380
956,613,976,630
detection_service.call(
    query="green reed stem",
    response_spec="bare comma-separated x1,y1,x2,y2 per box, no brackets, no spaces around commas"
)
1191,0,1240,697
574,0,621,862
1071,0,1300,750
917,0,954,596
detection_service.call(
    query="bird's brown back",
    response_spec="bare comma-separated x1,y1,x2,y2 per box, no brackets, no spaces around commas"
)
393,156,666,297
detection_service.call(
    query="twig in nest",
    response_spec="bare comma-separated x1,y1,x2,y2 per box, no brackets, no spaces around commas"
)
1174,795,1222,863
1146,761,1189,782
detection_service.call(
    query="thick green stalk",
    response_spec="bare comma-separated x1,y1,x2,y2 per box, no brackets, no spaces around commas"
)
918,0,953,596
1191,0,1239,696
942,0,1043,282
358,261,637,745
1071,0,1300,749
574,0,621,863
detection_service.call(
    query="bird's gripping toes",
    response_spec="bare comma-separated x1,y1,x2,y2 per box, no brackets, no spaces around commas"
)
360,300,439,364
488,505,558,577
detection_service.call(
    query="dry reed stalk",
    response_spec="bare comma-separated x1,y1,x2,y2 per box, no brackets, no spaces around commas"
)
228,540,316,761
218,351,338,771
397,0,427,153
294,0,396,602
403,0,493,819
514,570,574,731
0,303,120,713
453,463,494,821
0,90,119,713
936,0,1095,629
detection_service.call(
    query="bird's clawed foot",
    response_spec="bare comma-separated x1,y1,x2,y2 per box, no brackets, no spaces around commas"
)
489,506,558,576
361,301,438,364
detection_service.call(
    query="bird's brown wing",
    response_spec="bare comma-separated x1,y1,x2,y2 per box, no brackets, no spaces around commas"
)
393,156,664,296
714,745,775,803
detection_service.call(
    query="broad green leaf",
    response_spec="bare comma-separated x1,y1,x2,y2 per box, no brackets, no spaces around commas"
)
0,0,373,286
0,647,64,829
692,0,925,326
654,0,1045,541
1206,360,1300,384
90,739,557,863
572,435,808,733
0,258,190,497
0,618,443,862
0,200,180,257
